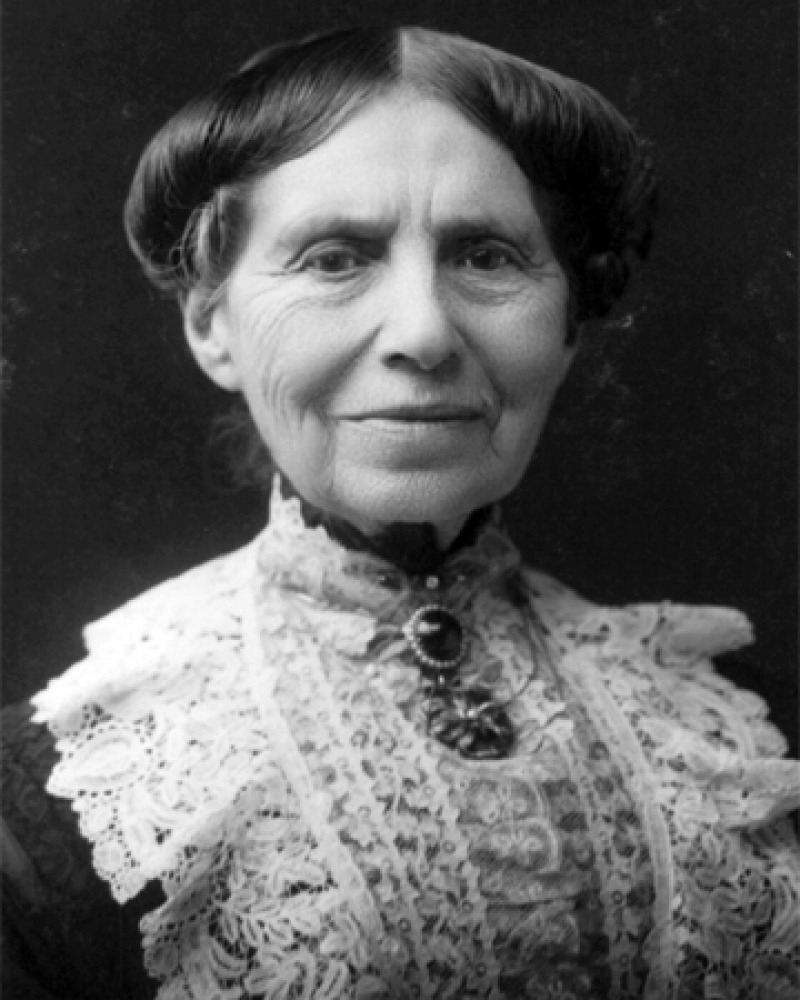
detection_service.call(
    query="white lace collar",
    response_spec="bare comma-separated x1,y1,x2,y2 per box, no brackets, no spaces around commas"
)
29,481,800,999
259,476,525,623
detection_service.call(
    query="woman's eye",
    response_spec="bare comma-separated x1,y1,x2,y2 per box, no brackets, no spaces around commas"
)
457,246,518,271
303,249,366,274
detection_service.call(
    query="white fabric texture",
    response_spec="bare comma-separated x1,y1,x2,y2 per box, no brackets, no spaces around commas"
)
32,484,800,999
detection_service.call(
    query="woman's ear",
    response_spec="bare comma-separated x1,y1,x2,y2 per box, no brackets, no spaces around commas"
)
558,318,584,382
560,338,579,383
181,290,243,391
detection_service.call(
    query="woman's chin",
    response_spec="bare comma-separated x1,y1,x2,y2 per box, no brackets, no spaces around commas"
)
300,467,509,543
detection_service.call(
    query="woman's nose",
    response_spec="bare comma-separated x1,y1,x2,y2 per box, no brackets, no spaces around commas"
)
378,258,460,372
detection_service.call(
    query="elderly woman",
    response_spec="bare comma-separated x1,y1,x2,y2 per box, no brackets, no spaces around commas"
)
3,25,798,1000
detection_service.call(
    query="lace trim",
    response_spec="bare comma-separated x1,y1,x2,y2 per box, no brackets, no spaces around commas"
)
29,488,800,999
550,600,800,999
261,590,497,997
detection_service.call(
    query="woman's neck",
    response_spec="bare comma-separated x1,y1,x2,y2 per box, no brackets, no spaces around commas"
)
277,479,490,576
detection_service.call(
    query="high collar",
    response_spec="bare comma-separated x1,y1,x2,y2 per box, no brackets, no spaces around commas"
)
257,476,524,624
276,475,493,576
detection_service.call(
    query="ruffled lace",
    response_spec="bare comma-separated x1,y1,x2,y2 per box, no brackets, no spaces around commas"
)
32,481,800,999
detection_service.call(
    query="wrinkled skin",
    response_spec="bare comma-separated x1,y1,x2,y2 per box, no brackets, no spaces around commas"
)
184,92,575,546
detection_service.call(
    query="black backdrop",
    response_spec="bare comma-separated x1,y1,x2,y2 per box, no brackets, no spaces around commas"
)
3,0,797,754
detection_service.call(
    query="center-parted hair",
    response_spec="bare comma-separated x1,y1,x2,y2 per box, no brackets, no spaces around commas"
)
125,26,657,326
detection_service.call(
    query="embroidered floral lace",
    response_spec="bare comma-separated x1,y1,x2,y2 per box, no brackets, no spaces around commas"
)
31,484,800,999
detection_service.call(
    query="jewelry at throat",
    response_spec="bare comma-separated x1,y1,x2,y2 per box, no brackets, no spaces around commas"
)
401,599,539,761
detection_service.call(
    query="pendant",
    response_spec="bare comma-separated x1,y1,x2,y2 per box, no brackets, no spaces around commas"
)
403,604,465,675
426,684,516,760
402,605,515,760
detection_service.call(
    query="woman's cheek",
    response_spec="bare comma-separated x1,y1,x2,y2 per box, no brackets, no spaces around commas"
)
234,297,350,451
488,305,569,397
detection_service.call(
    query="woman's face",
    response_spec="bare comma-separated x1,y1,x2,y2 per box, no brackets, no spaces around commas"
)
188,92,574,542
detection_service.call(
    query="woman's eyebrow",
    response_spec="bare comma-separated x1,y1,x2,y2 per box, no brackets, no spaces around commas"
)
433,215,539,246
273,212,395,250
269,210,544,253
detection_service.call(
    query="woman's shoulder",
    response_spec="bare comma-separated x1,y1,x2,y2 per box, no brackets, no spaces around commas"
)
525,565,800,827
81,534,260,652
524,564,754,663
27,535,262,751
525,565,793,746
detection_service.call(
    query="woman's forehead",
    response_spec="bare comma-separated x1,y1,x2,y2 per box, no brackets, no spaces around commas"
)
245,94,543,244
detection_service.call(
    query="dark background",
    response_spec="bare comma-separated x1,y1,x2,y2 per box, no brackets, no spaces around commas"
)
3,0,797,753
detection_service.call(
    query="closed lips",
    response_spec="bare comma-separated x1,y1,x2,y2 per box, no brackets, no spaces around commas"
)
345,405,484,420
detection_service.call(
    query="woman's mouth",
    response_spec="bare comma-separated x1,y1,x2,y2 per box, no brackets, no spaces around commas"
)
343,404,485,423
334,406,489,467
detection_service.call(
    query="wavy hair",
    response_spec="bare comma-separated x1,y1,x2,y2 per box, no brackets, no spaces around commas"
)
125,26,656,328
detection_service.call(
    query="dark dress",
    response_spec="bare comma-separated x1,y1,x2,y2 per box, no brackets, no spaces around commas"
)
3,496,799,998
2,702,160,999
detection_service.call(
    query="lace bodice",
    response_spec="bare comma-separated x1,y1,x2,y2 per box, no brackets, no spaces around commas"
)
29,485,800,999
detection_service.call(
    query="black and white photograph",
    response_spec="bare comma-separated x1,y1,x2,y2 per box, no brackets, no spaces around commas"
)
3,2,798,998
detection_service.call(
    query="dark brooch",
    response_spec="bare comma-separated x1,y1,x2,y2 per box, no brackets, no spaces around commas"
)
403,604,516,760
402,605,466,674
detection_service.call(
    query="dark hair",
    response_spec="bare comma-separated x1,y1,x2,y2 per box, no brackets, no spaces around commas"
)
125,26,656,327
